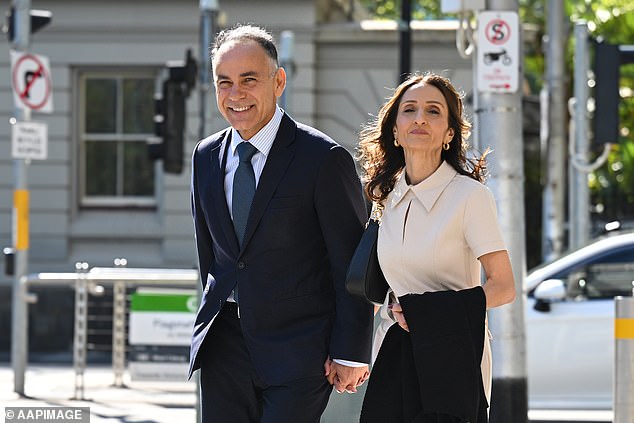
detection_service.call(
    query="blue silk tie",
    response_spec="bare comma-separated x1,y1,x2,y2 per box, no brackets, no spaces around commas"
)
231,142,258,303
232,142,258,246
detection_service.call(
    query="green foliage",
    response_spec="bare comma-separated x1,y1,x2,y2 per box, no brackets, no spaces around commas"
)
360,0,445,20
574,1,634,225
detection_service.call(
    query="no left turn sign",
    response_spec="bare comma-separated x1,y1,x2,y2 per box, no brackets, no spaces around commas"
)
10,50,54,113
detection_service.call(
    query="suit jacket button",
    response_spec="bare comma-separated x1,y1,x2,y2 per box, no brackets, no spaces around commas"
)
237,261,245,270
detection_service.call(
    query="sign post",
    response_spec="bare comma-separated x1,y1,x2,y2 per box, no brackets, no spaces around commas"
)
475,6,527,423
10,0,31,397
9,0,53,396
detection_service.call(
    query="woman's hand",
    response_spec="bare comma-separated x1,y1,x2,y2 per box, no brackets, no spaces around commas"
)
388,302,409,332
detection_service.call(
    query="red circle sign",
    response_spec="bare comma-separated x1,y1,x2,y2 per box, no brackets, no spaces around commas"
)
12,53,52,110
485,19,511,45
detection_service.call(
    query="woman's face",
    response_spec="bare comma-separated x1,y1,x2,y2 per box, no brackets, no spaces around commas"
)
392,82,454,155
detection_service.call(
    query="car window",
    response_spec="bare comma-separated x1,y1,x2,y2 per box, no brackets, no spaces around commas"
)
558,246,634,300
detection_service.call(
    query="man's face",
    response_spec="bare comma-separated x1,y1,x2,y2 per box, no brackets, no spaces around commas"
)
213,40,286,140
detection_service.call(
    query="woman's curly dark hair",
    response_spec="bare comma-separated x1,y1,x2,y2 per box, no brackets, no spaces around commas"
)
357,73,489,205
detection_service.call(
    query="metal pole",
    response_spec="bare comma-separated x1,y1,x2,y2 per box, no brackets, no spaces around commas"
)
73,262,89,400
614,295,634,423
11,0,31,396
279,30,294,113
479,0,528,421
198,0,218,141
541,0,567,261
399,0,412,83
112,258,127,387
569,22,590,250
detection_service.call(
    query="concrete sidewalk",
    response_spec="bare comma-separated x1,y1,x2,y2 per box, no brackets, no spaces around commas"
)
0,364,197,422
1,363,614,423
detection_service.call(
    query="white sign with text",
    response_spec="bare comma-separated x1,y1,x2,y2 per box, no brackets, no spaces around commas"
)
477,11,520,93
12,121,48,160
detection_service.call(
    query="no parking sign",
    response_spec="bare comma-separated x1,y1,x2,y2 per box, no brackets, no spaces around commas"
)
477,11,520,93
10,50,54,113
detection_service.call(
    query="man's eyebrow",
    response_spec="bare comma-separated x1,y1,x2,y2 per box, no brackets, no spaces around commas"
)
215,71,260,80
240,71,259,77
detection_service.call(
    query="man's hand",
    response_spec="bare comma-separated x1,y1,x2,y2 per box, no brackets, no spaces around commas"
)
325,361,369,394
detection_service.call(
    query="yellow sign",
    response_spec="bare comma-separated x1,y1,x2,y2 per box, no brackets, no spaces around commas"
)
615,318,634,340
13,189,29,250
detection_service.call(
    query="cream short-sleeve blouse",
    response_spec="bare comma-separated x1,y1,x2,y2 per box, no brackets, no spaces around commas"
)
376,161,507,403
378,161,506,298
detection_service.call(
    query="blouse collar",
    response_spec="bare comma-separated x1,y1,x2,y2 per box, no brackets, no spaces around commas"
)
388,161,457,212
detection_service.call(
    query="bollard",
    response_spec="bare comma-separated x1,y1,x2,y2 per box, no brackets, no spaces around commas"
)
614,295,634,423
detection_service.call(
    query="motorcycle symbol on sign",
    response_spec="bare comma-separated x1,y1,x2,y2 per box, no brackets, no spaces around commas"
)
484,49,512,65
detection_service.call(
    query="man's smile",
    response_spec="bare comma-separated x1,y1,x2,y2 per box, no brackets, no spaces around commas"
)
230,105,252,112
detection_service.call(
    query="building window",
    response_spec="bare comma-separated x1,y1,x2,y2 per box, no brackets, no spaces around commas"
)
79,71,156,207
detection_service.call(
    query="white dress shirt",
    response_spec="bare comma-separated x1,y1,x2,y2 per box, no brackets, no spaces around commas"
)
222,106,283,216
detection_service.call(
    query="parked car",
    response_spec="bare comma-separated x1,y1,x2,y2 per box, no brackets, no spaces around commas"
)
526,231,634,410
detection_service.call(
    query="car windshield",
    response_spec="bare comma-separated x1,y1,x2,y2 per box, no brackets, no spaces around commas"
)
528,233,634,299
528,232,634,274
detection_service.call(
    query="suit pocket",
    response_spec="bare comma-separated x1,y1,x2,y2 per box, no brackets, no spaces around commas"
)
267,195,301,210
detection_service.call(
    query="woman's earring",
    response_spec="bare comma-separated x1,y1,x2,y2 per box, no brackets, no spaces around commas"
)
443,142,450,151
394,138,400,147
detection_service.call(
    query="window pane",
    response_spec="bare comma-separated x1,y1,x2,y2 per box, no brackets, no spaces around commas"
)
123,78,154,134
123,141,155,196
85,141,117,196
85,79,117,133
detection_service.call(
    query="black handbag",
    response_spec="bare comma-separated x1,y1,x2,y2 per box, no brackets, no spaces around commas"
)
345,204,389,305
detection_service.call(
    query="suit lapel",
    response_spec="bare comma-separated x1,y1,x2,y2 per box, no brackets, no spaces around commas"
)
240,114,296,250
210,130,240,255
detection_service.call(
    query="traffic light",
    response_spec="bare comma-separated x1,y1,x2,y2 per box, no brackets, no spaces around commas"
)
148,49,197,174
593,41,620,145
4,7,52,42
593,40,634,145
162,78,187,174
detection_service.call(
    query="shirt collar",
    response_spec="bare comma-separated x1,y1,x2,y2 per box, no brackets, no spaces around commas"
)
230,106,284,158
389,161,457,212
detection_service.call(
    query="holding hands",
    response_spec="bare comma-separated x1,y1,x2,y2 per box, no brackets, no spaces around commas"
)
324,358,369,394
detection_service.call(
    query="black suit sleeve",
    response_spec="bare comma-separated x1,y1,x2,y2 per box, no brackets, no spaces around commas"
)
314,145,374,363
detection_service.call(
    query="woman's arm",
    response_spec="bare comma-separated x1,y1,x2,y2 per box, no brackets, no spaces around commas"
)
479,250,516,309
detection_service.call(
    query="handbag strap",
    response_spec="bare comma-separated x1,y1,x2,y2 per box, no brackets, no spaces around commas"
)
370,201,384,223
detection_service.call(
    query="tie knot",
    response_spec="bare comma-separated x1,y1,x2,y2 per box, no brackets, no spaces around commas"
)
237,142,258,163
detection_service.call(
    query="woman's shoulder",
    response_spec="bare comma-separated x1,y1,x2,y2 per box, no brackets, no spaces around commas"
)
446,175,498,214
450,173,489,194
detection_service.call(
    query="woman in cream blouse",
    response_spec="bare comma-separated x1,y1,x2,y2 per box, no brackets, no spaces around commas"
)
357,73,516,421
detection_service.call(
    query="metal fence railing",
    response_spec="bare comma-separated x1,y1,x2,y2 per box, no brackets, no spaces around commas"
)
13,262,199,400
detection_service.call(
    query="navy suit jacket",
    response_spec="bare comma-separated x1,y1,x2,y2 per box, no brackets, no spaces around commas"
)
189,113,374,385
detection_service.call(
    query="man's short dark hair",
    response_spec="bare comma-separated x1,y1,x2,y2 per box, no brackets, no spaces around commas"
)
211,24,279,66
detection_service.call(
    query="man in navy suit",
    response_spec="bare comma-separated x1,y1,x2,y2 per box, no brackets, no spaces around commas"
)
189,24,374,422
